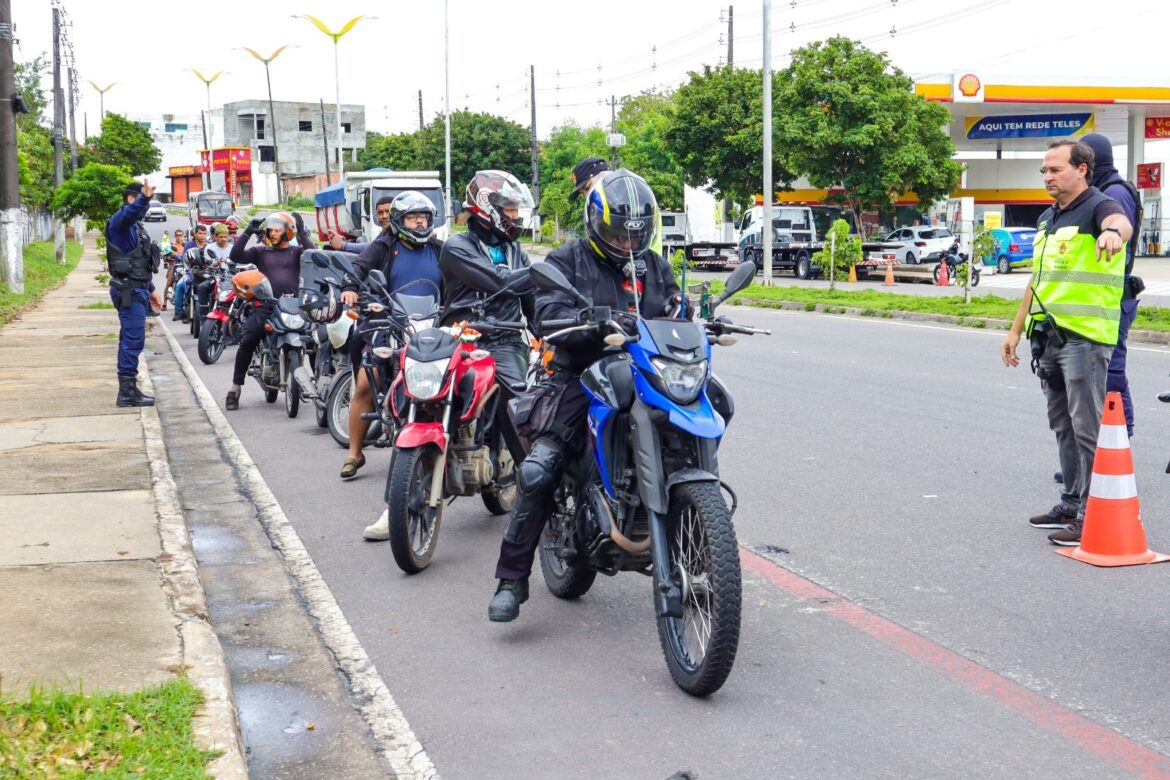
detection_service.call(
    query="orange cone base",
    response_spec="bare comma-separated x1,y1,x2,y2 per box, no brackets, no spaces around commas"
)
1056,546,1170,567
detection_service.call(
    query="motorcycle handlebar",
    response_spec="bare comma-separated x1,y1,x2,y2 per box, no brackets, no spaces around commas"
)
469,320,525,331
542,318,578,329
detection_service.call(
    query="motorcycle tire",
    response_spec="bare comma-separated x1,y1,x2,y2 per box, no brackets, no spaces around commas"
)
284,351,300,419
970,269,980,288
197,319,226,365
538,493,598,600
656,481,742,698
326,372,355,448
189,300,200,338
314,391,329,428
386,446,444,574
481,445,517,516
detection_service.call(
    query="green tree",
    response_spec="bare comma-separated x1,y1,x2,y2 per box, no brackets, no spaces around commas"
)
14,56,56,208
664,66,793,205
50,163,131,228
774,37,962,238
615,91,685,210
357,130,422,171
85,112,162,177
536,123,609,229
811,218,862,291
415,110,532,198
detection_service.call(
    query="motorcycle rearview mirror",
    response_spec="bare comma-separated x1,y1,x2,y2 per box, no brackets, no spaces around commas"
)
711,261,756,312
530,263,589,306
367,269,389,290
505,267,534,293
328,251,358,279
309,251,330,269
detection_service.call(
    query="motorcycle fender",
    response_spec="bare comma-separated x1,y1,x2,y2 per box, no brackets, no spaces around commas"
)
207,309,229,323
665,468,720,495
629,401,668,515
395,422,447,452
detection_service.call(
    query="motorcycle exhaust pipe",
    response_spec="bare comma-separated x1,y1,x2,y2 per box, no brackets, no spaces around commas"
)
590,485,651,554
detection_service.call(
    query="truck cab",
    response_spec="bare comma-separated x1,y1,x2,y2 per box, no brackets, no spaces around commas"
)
315,170,450,243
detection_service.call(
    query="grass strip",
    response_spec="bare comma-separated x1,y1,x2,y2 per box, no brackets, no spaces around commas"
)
0,678,217,778
0,241,83,326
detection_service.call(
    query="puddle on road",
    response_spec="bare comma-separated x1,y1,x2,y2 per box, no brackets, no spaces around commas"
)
233,681,336,772
225,645,300,672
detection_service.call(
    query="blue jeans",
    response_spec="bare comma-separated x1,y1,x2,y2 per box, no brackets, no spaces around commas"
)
1106,297,1138,436
111,286,149,376
173,273,190,314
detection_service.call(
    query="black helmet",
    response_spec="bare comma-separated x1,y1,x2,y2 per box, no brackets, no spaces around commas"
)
584,169,658,268
389,191,436,247
465,170,534,242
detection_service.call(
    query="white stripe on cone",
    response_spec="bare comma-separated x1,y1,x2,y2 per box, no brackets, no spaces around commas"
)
1096,423,1129,450
1089,472,1138,500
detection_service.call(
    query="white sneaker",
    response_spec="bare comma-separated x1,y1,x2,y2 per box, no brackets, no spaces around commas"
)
363,509,389,541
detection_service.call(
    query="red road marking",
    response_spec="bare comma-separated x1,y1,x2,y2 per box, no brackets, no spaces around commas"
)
741,548,1170,779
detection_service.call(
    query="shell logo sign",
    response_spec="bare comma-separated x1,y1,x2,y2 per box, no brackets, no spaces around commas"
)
953,71,984,103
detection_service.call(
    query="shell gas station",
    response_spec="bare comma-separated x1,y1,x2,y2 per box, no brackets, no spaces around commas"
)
777,73,1170,255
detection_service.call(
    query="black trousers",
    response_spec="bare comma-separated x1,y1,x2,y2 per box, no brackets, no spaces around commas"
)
232,302,273,386
495,378,590,581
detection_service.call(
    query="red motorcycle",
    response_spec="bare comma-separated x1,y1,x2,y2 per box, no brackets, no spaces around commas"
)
384,282,529,574
197,262,255,365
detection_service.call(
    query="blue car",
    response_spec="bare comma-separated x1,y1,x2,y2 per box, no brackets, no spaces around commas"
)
981,227,1036,274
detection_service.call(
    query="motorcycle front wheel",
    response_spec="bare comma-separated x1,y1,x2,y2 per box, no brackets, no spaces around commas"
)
656,481,742,697
284,350,301,418
386,446,443,574
197,319,226,365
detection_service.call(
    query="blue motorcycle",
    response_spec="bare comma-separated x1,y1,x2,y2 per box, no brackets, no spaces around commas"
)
527,261,768,697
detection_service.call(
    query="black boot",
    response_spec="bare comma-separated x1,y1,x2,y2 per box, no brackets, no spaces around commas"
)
488,578,529,623
116,374,155,407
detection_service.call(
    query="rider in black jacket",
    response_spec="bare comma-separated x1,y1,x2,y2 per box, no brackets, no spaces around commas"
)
488,169,685,622
439,170,536,394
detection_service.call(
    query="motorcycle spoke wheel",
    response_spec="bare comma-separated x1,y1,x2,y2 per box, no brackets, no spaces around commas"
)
656,481,741,697
197,320,226,365
284,352,300,418
326,373,353,448
387,447,443,574
538,493,597,599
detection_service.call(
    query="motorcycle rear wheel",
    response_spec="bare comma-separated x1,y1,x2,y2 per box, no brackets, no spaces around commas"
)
538,492,597,600
481,445,516,516
656,481,742,697
197,319,226,365
387,446,443,574
188,298,201,338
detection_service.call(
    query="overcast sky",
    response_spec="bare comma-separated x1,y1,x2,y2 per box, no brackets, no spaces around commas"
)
11,0,1169,140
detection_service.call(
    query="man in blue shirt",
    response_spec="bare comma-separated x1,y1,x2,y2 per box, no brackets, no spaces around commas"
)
106,180,162,406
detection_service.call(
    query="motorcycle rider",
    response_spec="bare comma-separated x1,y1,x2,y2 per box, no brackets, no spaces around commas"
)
328,195,393,253
193,224,234,318
225,211,316,410
173,224,208,323
337,191,444,486
488,169,686,622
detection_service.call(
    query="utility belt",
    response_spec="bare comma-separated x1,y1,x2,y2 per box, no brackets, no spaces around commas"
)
110,276,150,309
1123,275,1145,301
1028,317,1069,377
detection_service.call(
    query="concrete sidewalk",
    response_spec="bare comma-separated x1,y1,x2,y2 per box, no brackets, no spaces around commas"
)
0,237,247,778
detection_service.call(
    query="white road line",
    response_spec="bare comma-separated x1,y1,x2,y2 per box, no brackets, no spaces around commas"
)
157,322,440,780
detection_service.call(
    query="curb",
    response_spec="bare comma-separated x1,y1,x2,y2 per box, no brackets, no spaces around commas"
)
155,321,439,779
138,367,249,779
729,297,1170,346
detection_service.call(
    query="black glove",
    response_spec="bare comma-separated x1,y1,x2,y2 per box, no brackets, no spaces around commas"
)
613,311,639,337
246,218,263,234
293,212,305,233
665,293,693,319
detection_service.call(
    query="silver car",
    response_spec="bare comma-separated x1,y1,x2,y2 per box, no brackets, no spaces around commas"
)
145,200,168,222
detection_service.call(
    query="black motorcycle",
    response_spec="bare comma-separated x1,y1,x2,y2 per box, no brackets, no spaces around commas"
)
931,242,981,287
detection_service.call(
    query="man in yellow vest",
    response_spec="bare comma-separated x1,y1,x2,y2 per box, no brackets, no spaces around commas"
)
1001,139,1133,546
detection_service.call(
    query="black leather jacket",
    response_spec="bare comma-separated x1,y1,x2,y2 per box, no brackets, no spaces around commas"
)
344,231,445,295
438,221,534,341
537,239,681,374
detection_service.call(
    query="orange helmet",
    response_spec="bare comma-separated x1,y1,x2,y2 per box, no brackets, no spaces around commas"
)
232,269,272,301
264,212,296,244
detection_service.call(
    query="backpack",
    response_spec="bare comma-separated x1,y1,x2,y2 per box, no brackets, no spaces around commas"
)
1099,174,1143,262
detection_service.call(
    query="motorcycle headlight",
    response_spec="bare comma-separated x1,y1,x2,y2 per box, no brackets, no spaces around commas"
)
217,287,233,302
404,357,450,400
280,311,306,330
650,357,708,403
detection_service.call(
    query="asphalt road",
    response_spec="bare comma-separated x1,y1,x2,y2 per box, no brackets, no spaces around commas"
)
149,216,1170,778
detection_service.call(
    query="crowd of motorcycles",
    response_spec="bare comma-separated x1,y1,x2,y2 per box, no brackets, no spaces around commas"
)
169,240,771,697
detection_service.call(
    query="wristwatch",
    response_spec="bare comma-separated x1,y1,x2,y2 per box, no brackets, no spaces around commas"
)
1104,227,1122,236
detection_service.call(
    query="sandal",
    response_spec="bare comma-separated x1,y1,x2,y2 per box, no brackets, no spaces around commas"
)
225,390,239,411
340,454,366,479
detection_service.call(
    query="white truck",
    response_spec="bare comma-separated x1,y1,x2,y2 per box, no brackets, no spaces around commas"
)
314,169,450,243
737,204,888,279
659,185,739,270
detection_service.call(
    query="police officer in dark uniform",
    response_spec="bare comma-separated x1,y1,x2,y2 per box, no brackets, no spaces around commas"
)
439,170,536,394
106,180,162,407
488,169,686,622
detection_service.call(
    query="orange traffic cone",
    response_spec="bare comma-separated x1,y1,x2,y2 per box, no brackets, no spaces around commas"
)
883,262,895,286
1057,392,1170,567
937,260,950,286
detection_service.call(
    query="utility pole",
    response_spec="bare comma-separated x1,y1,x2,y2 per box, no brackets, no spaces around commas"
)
264,63,282,202
200,110,210,190
761,0,773,285
320,98,331,184
529,65,539,238
723,5,734,242
52,6,64,264
610,95,617,169
67,67,77,170
443,0,452,223
1,0,24,293
418,89,423,131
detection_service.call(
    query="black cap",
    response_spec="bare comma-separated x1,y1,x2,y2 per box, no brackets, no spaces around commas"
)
124,181,144,197
570,157,610,201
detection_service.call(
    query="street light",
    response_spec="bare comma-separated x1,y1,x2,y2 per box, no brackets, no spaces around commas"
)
291,14,374,182
192,69,226,189
237,46,293,204
87,81,115,120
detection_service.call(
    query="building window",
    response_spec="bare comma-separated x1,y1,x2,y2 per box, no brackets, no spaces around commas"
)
342,122,352,134
137,121,151,130
299,121,312,132
164,122,189,133
259,145,275,163
255,118,265,140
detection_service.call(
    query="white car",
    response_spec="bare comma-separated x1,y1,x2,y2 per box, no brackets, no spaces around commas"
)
145,200,168,222
871,226,955,264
